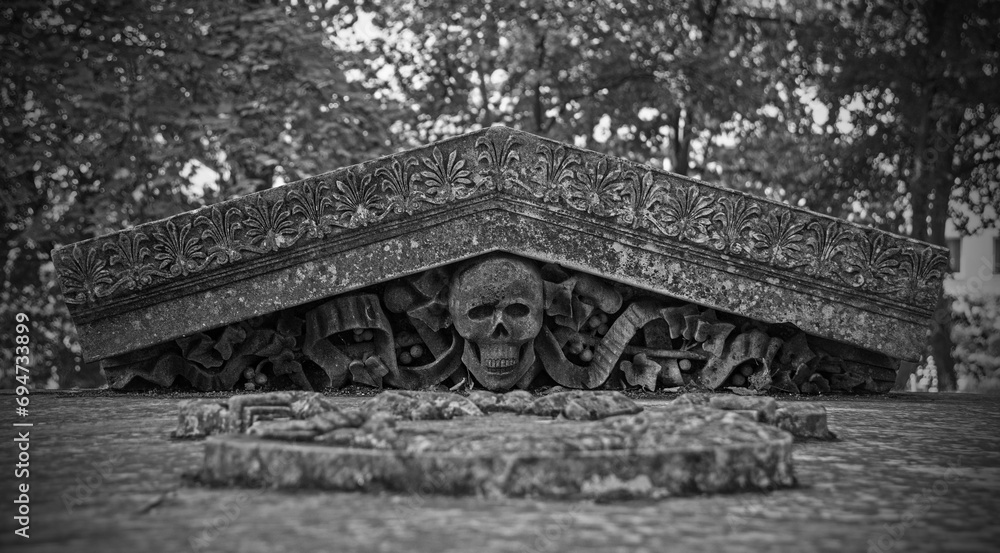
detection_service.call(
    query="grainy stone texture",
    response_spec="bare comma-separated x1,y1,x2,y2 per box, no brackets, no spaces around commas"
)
1,392,998,553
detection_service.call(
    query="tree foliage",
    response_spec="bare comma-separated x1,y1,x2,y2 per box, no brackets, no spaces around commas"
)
346,0,808,178
795,0,999,239
1,0,400,387
791,0,1000,391
2,0,995,389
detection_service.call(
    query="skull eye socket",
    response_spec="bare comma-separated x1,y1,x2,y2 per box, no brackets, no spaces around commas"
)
468,304,494,320
504,303,530,318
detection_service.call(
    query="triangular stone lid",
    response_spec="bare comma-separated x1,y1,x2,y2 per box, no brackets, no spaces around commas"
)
53,126,947,363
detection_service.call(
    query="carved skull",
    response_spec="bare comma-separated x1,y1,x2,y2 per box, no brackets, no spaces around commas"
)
449,255,544,391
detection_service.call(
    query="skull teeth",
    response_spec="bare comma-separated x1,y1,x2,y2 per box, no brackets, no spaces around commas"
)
479,344,520,369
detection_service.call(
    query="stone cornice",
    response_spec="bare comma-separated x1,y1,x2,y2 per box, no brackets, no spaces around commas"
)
52,126,948,362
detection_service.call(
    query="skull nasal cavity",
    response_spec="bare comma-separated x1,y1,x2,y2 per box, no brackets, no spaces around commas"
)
492,323,510,338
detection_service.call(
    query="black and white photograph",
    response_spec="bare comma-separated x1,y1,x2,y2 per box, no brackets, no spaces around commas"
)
1,0,998,551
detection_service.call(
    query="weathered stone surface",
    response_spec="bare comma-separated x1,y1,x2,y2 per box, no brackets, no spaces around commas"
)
708,395,778,423
290,393,342,418
90,257,898,393
176,390,645,439
246,419,322,441
361,390,484,420
181,389,823,499
247,407,371,441
198,407,795,500
527,390,642,420
665,394,833,441
227,391,307,431
9,392,999,553
173,390,836,443
53,126,947,392
467,390,534,413
173,399,228,438
774,404,837,440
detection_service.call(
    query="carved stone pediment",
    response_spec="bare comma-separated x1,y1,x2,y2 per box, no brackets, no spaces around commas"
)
52,126,947,392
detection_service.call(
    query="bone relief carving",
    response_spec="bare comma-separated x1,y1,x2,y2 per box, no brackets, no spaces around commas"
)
99,253,899,396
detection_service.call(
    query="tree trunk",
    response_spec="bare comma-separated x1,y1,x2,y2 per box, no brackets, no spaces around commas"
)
670,109,691,176
532,32,547,134
930,295,957,391
908,0,957,390
927,149,958,390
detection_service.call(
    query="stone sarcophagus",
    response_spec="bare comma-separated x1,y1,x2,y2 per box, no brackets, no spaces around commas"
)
52,127,948,394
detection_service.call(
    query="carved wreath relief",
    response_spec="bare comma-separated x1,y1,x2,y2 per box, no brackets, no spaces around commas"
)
102,253,896,395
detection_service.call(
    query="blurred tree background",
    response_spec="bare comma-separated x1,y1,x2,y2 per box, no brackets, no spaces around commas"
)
2,0,997,389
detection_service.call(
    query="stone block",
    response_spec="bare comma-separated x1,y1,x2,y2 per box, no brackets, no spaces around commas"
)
173,400,229,438
198,407,796,500
774,404,837,440
708,395,778,423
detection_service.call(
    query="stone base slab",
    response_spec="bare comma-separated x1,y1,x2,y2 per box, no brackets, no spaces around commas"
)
198,408,796,500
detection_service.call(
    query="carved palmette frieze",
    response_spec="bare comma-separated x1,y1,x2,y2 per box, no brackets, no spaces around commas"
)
103,231,156,290
54,126,947,315
710,195,760,255
752,209,806,269
475,133,523,192
286,179,333,238
617,170,667,230
195,206,244,265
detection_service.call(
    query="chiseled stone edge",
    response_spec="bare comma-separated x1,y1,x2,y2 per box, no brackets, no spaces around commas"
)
52,126,947,362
